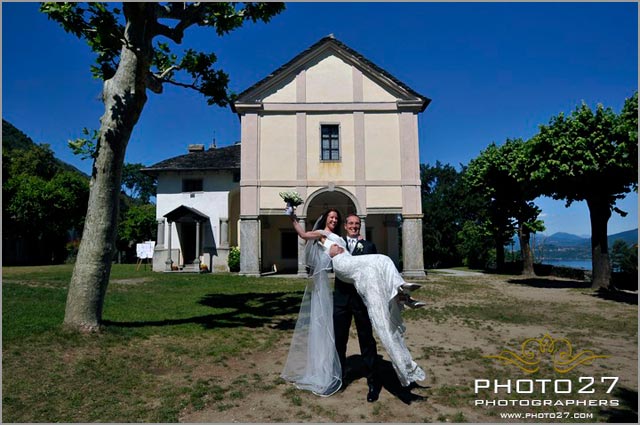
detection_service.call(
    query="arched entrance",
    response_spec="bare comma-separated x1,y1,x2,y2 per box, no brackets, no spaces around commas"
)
303,186,361,228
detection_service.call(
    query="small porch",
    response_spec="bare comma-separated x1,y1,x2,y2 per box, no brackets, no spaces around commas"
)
162,205,210,273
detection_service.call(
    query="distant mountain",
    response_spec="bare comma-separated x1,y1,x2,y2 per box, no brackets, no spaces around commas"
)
608,229,638,247
545,232,588,247
2,119,89,178
2,119,36,150
509,228,638,261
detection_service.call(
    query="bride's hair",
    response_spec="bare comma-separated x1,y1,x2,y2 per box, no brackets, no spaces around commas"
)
314,208,342,232
305,208,341,277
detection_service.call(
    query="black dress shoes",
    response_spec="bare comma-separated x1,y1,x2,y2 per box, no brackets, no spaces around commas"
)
367,381,381,402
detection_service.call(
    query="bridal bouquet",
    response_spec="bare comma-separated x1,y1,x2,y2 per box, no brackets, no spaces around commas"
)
279,191,304,207
280,191,303,216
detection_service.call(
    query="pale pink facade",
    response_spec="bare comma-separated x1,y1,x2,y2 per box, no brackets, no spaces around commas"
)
233,36,430,277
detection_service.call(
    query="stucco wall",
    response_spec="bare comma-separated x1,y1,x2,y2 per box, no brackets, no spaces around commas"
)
156,171,237,262
259,115,297,181
364,114,402,181
306,53,353,103
362,73,396,102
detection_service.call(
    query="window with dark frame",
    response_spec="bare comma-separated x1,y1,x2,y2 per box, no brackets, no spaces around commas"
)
182,178,203,192
281,231,298,259
321,124,340,161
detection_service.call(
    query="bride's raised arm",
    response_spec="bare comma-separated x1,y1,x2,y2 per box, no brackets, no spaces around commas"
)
288,211,324,241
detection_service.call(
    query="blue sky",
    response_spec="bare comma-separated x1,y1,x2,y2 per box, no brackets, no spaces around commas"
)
2,2,638,237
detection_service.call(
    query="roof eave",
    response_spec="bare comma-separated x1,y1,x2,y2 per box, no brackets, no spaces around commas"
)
141,166,240,176
233,36,431,113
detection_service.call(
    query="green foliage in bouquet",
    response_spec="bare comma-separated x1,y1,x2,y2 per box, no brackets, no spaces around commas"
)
279,191,304,207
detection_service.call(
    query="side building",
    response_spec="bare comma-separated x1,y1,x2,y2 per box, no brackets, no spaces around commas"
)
143,143,240,272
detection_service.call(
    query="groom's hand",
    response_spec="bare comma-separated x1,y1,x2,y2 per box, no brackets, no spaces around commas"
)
329,244,344,257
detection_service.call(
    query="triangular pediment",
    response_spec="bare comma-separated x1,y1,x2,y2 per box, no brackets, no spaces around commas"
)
233,35,430,111
164,205,208,223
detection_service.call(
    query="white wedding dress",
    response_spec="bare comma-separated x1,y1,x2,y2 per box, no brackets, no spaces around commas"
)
281,231,425,395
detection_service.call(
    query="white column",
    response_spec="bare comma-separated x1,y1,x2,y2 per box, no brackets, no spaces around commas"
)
297,218,307,277
220,217,229,248
156,219,165,247
194,221,201,266
165,221,173,271
401,216,426,278
239,217,260,276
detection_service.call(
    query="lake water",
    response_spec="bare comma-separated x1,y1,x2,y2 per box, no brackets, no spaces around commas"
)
541,259,592,270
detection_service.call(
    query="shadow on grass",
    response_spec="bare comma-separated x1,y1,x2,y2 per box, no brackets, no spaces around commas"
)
341,354,428,405
103,291,303,330
506,277,592,289
591,289,638,305
599,387,638,423
505,278,638,305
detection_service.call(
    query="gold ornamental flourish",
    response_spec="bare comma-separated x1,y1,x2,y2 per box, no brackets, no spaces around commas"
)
484,333,610,374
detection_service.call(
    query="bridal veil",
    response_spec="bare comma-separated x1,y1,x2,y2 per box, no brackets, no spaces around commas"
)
281,223,342,396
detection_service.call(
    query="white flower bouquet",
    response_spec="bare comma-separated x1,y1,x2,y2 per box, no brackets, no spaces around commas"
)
279,191,304,207
280,191,303,216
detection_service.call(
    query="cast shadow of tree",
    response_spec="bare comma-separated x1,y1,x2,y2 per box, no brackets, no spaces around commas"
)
599,387,638,422
505,278,637,304
342,354,428,405
591,289,638,305
103,291,303,330
506,277,591,289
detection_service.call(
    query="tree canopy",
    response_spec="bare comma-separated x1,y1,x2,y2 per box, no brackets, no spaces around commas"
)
529,92,637,289
464,139,545,274
2,142,89,264
40,2,285,331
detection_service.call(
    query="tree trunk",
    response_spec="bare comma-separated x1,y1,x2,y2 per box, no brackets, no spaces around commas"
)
587,198,612,290
518,224,535,277
495,237,505,272
63,4,154,331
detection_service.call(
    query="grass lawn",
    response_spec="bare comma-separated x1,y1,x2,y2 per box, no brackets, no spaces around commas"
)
2,264,306,422
2,264,638,423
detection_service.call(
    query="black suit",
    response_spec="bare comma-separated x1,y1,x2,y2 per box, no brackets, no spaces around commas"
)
333,236,378,384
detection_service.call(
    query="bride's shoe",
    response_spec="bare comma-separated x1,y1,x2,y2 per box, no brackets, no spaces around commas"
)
401,282,422,293
405,297,427,309
398,294,426,309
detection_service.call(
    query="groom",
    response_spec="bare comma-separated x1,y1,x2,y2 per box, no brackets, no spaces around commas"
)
332,213,382,402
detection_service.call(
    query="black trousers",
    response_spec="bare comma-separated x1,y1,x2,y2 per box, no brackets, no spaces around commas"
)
333,279,377,382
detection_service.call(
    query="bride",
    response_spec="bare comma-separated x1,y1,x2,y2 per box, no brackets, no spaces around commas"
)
281,207,426,396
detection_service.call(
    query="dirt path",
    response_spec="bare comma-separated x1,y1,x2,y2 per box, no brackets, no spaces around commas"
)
179,273,638,423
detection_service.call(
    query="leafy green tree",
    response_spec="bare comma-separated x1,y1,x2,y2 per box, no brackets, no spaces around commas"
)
464,140,544,273
122,163,157,204
501,138,545,275
3,146,89,264
456,220,495,269
5,143,58,181
529,92,638,290
420,161,476,268
610,239,629,273
619,244,638,282
116,203,157,261
41,2,285,331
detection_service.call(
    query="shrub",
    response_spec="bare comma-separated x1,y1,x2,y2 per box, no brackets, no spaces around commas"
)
228,246,240,272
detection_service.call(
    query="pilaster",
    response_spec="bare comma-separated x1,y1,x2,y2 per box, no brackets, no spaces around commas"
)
401,216,426,278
